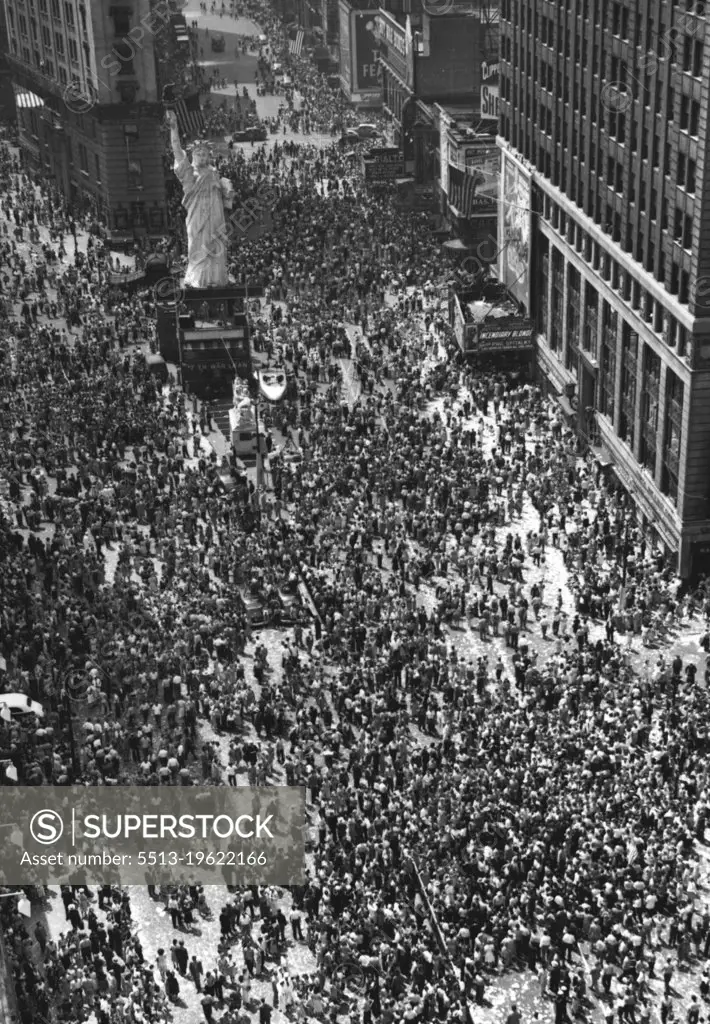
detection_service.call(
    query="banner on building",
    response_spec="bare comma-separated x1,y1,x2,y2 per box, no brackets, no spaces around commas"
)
499,152,531,313
438,110,450,199
338,0,352,92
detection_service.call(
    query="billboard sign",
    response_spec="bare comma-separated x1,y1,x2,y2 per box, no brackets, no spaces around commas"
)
352,10,380,94
363,146,404,183
474,317,534,350
339,0,352,92
499,152,531,313
480,60,499,121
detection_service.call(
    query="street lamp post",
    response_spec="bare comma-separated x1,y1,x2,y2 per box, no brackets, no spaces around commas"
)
59,673,80,778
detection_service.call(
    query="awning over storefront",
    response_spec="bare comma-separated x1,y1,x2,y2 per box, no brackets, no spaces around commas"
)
590,443,615,467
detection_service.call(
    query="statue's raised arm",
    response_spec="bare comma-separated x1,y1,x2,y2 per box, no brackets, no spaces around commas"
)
166,110,186,166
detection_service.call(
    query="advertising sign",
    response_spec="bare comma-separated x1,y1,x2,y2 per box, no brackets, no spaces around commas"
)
363,146,404,183
352,10,380,94
339,0,352,92
499,152,531,313
480,60,499,121
474,317,534,350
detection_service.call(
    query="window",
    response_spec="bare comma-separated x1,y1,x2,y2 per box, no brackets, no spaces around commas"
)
538,239,549,338
78,142,88,172
567,265,581,374
50,0,60,16
94,152,101,183
68,37,78,62
683,214,693,249
693,39,703,77
583,284,599,359
600,300,617,421
113,40,134,75
55,32,64,54
550,247,564,352
112,9,131,35
687,158,696,192
678,152,686,187
661,369,683,503
64,2,74,26
639,347,661,473
683,34,693,71
690,100,700,136
618,323,638,451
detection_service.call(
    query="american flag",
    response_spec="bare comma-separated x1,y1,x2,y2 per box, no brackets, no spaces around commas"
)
458,169,486,217
172,93,204,137
15,89,43,109
289,29,304,56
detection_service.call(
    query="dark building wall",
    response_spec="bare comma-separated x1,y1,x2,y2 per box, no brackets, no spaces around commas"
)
0,4,14,122
417,15,481,103
98,114,168,234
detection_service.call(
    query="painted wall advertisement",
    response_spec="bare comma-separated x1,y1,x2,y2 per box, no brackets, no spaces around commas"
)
339,0,352,92
353,11,380,93
480,60,499,121
499,152,531,314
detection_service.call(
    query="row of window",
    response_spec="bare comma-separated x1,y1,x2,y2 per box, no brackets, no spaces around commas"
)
539,238,685,504
10,0,87,36
501,107,697,301
541,196,690,355
501,0,705,71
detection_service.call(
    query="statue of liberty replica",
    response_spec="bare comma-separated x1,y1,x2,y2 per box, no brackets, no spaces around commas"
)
166,109,234,289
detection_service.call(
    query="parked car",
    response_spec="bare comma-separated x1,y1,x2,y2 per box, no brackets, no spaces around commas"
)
211,33,225,52
356,122,379,139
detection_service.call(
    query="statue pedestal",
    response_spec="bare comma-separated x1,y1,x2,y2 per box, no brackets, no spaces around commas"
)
157,283,264,397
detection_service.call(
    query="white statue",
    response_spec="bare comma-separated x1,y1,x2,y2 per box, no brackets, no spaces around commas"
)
167,109,234,289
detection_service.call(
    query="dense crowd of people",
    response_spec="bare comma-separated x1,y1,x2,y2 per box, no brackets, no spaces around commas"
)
1,4,710,1024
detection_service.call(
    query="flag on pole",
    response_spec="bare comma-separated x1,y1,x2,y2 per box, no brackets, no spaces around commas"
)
173,93,204,137
289,29,304,56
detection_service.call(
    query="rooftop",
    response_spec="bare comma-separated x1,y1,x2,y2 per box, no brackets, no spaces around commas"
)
464,297,520,324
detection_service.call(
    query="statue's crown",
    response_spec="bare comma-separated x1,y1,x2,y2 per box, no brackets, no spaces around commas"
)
188,140,212,155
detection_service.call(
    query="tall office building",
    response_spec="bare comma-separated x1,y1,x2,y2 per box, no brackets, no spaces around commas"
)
498,0,710,577
5,0,168,238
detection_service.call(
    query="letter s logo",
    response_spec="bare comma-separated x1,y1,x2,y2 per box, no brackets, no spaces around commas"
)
30,809,65,845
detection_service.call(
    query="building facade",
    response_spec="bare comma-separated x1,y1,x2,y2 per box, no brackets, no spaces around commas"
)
5,0,169,238
499,0,710,577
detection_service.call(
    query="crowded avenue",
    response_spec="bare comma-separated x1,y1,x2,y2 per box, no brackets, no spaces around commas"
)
2,3,710,1024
